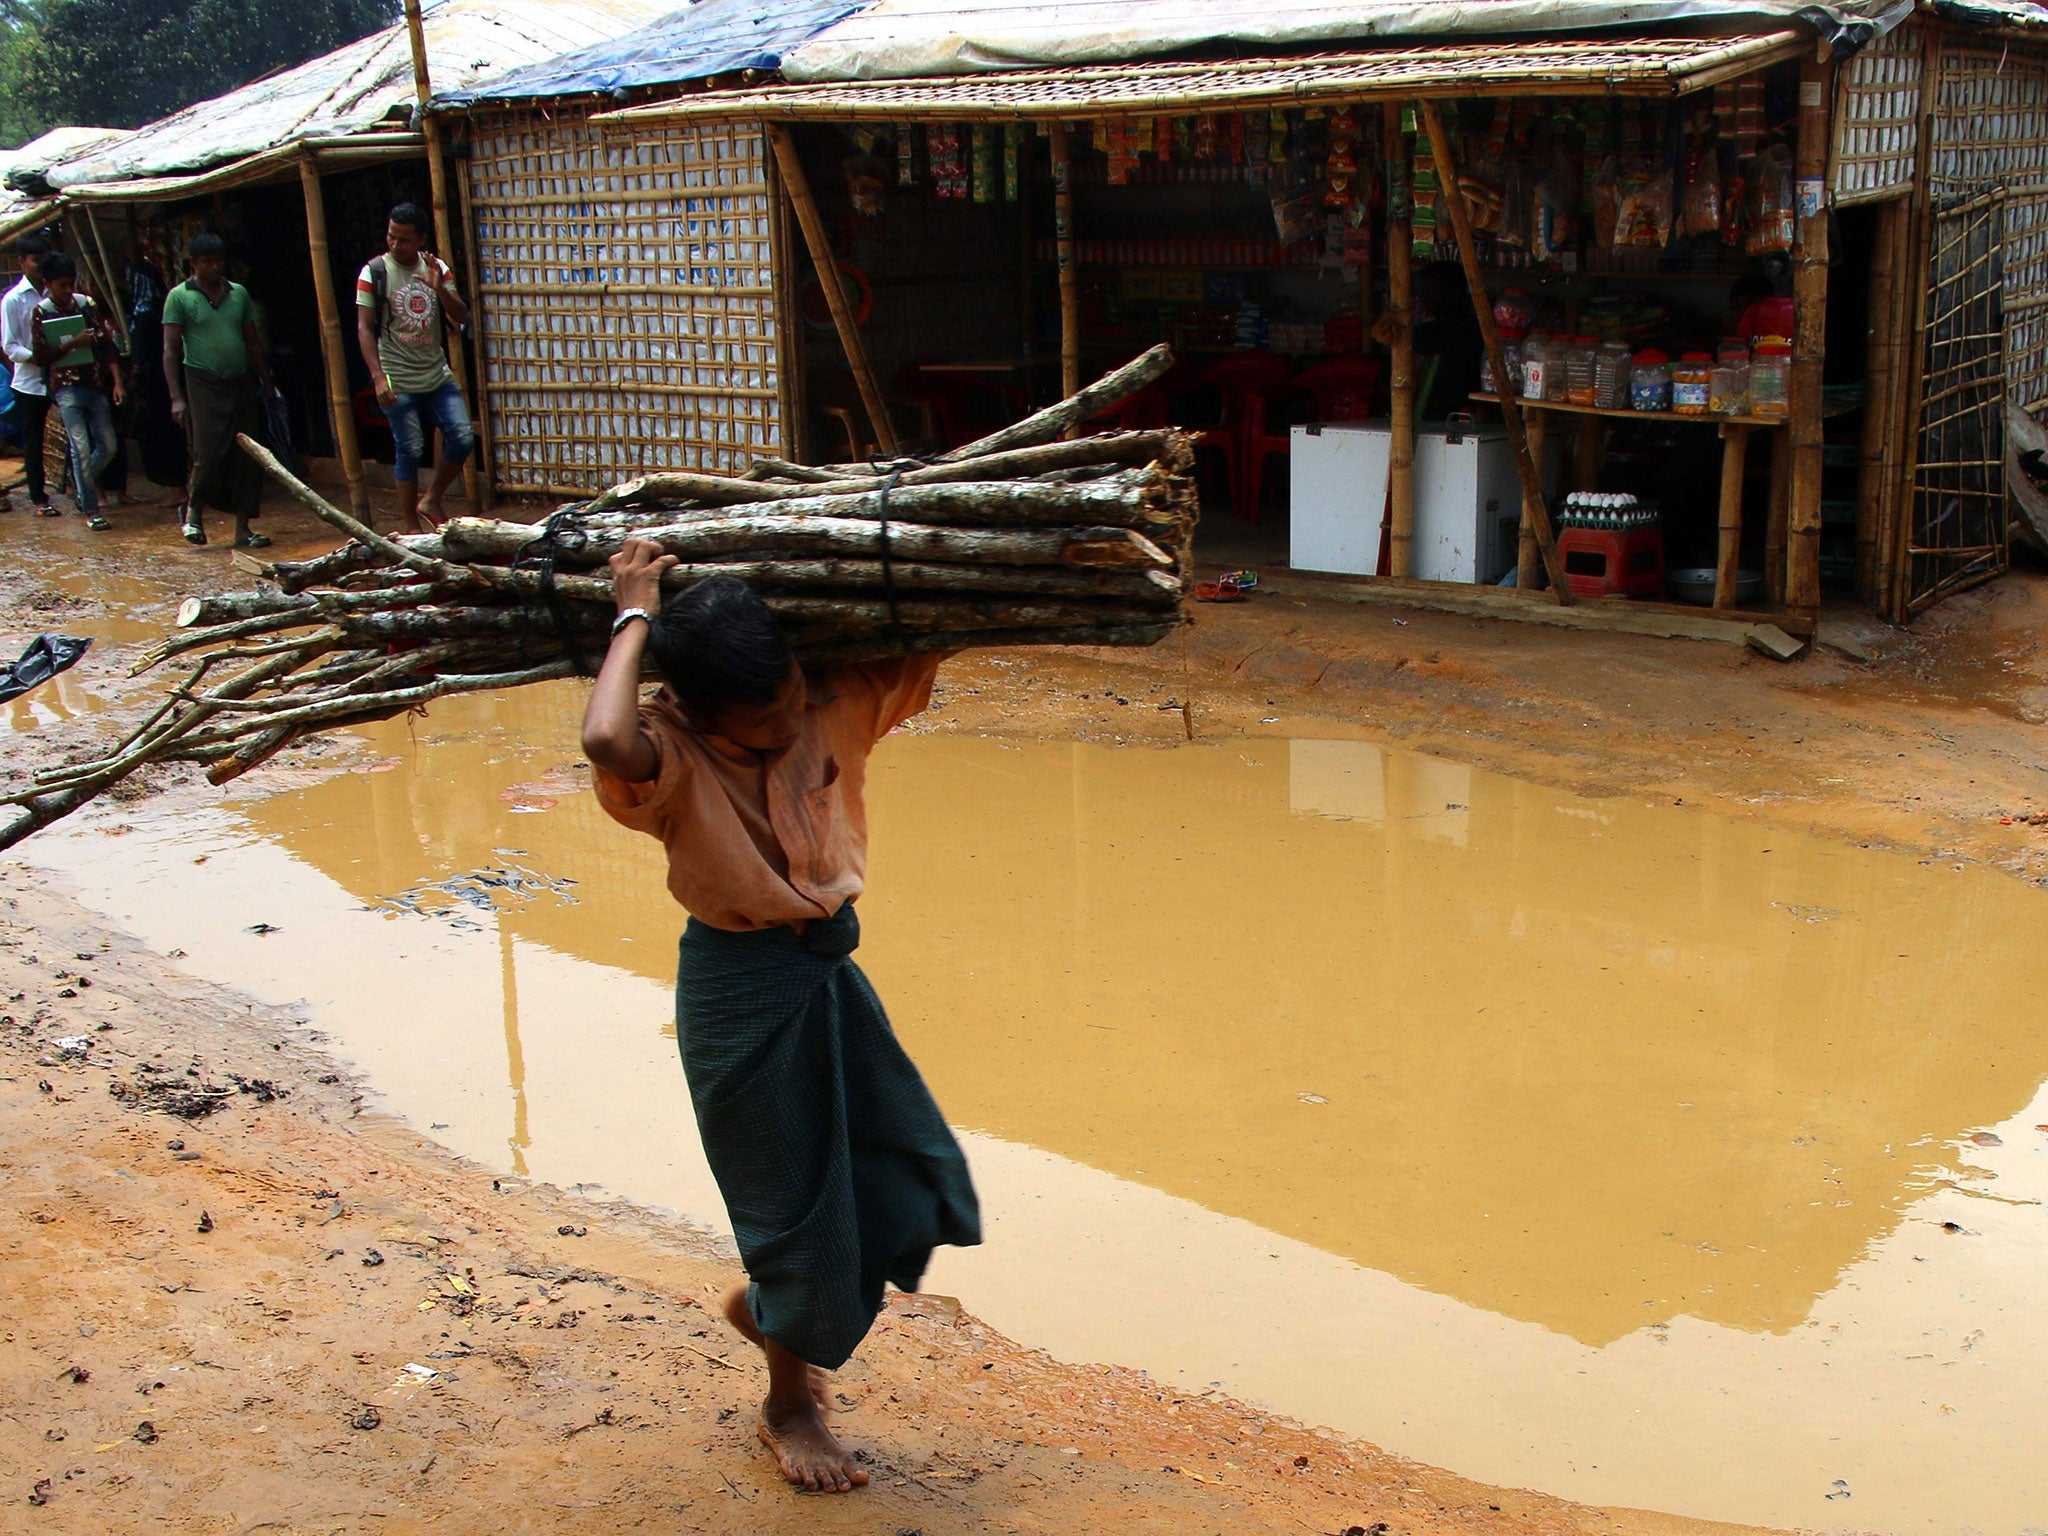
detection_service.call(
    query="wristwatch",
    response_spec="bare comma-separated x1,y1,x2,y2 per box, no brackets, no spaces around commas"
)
611,607,655,636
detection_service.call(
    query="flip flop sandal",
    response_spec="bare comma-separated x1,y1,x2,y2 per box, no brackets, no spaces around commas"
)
182,523,207,546
235,532,272,549
35,503,61,517
85,514,111,531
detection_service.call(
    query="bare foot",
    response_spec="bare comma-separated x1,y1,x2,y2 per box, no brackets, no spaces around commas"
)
721,1283,831,1412
758,1398,869,1493
417,497,447,530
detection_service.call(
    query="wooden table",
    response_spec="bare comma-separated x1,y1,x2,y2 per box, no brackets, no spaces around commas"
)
1472,394,1791,611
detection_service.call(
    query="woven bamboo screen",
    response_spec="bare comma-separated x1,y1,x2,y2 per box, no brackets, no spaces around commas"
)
1927,38,2048,408
463,109,783,496
1831,18,1920,206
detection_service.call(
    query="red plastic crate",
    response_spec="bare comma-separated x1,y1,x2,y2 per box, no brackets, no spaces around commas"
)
1556,525,1665,599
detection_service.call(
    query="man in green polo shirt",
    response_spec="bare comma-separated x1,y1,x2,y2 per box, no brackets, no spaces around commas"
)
162,232,274,548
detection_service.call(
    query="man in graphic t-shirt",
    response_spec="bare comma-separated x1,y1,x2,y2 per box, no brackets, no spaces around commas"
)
355,201,475,534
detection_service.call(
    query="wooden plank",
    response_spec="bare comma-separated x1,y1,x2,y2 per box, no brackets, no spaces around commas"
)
1714,424,1753,609
1385,103,1416,578
1469,392,1785,429
767,124,899,457
1264,569,1814,644
1745,623,1807,661
1420,99,1571,602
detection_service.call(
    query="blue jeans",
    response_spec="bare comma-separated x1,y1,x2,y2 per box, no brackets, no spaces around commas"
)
55,384,117,518
380,379,474,483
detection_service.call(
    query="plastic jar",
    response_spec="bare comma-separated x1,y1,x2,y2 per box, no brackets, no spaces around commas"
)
1672,351,1712,416
1749,335,1791,418
1521,333,1551,402
1711,339,1751,415
1493,287,1534,337
1630,349,1671,412
1594,339,1633,411
1481,335,1524,396
1565,336,1598,406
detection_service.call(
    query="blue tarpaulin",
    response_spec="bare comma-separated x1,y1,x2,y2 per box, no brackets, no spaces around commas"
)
434,0,865,106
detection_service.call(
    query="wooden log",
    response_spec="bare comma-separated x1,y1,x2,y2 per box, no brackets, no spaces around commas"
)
1049,121,1082,415
1785,52,1835,617
1856,195,1909,609
589,432,1186,512
1419,100,1572,603
937,344,1174,463
297,155,371,520
178,582,445,629
238,434,462,584
437,513,1173,571
612,471,1169,532
1714,425,1753,610
1765,426,1791,605
1385,102,1417,578
538,559,1182,606
1517,408,1546,590
767,124,899,457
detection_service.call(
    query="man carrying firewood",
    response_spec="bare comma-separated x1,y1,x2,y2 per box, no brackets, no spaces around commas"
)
579,542,981,1495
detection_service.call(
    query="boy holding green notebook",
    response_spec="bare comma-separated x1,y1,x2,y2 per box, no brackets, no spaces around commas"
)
30,252,125,531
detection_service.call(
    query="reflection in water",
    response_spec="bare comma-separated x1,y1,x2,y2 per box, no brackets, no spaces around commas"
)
24,680,2048,1533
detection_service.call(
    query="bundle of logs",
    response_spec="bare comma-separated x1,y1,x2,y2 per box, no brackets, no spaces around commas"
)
0,347,1194,849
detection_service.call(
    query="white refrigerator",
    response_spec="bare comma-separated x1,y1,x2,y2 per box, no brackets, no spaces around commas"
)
1289,420,1527,584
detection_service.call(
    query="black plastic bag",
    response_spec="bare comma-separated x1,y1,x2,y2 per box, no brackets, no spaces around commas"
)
0,635,91,704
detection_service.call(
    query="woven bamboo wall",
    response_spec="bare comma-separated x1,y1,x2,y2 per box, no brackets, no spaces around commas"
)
463,109,783,496
1831,18,1920,206
1927,37,2048,407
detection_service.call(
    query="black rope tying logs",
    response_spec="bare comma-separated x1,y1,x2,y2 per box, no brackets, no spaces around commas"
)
516,507,595,676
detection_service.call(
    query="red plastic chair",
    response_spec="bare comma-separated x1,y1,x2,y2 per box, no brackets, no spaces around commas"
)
1178,352,1290,521
1289,355,1384,422
1087,356,1197,433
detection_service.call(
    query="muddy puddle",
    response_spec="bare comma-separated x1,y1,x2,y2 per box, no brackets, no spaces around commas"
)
15,658,2048,1533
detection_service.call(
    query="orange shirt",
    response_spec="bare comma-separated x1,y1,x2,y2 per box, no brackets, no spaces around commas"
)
593,655,941,931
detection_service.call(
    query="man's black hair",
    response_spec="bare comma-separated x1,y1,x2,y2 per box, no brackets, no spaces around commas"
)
15,234,51,259
188,233,225,260
647,575,793,713
38,251,76,283
388,202,430,235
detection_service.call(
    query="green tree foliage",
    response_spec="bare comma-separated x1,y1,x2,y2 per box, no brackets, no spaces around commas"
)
6,0,396,141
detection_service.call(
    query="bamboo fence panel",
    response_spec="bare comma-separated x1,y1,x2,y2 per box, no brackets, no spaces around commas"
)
1831,18,1920,206
464,108,783,495
1926,39,2048,408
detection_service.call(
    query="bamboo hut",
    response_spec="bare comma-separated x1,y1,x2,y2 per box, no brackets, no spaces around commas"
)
432,0,2047,636
1,0,677,515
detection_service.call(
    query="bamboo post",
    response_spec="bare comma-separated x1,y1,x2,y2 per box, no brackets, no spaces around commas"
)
1049,122,1082,411
1765,427,1791,603
767,124,899,457
1518,408,1546,589
454,153,497,507
401,0,481,512
1573,414,1601,493
1855,196,1907,606
1714,424,1753,609
1384,103,1416,578
79,206,130,349
1418,99,1571,602
297,154,371,520
1785,53,1835,618
1882,18,1942,621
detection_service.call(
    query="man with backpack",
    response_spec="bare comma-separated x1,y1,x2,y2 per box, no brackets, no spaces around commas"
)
355,201,474,535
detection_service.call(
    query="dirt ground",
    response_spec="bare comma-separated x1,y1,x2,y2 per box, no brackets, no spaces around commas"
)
6,478,2043,1534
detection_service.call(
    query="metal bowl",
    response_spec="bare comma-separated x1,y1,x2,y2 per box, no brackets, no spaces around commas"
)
1667,566,1763,606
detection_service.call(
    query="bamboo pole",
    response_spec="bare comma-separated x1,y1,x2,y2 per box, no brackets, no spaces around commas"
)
401,0,481,512
1785,52,1836,618
766,124,899,457
1765,427,1791,603
79,206,130,349
297,154,371,520
1714,425,1753,609
1855,195,1908,607
454,152,497,507
1885,18,1942,622
1518,409,1546,589
1049,122,1082,414
1384,103,1416,578
1418,99,1571,602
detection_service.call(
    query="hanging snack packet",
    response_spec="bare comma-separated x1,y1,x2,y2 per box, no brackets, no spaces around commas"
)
896,124,916,185
1748,144,1795,253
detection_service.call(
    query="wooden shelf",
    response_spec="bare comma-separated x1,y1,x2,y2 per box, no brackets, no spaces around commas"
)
1470,392,1788,430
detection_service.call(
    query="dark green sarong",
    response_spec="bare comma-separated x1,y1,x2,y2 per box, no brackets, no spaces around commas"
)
674,903,981,1369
